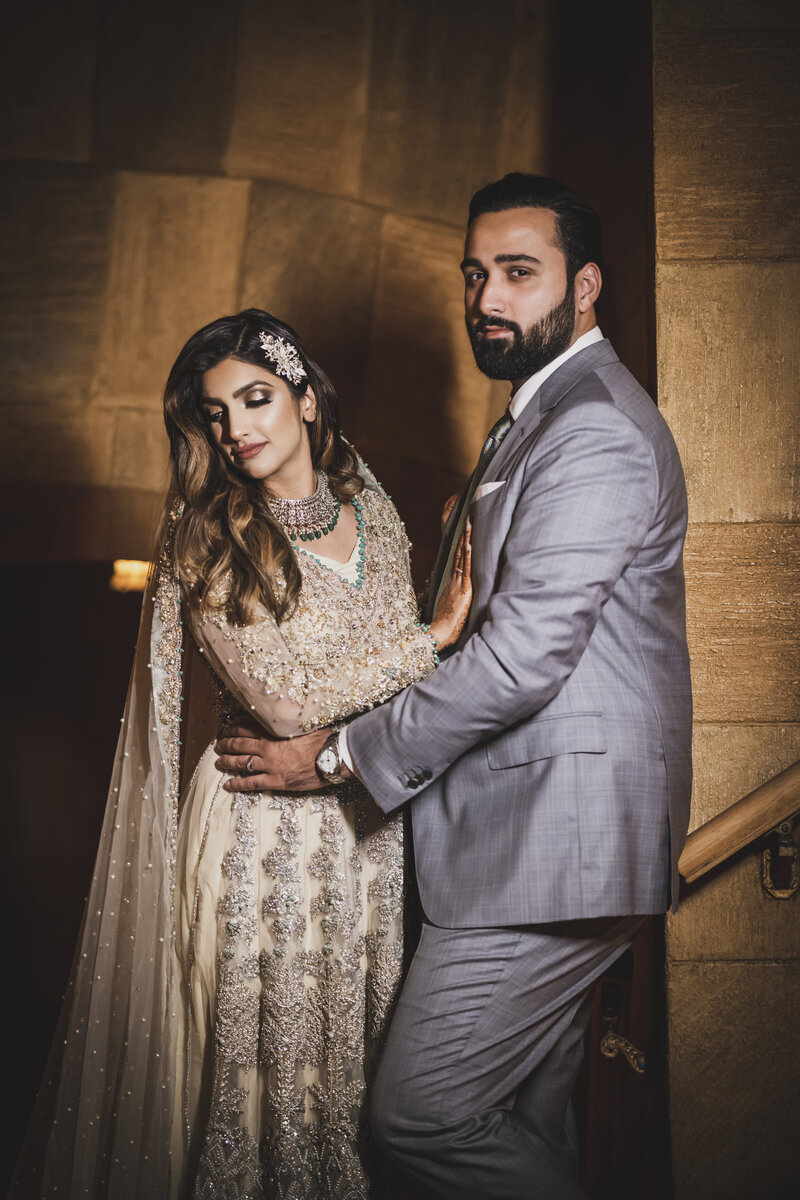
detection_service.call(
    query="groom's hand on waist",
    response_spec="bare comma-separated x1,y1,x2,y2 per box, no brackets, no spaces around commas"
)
215,722,332,792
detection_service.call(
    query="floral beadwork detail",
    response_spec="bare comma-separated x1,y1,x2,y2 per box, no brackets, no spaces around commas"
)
257,331,309,381
186,781,406,1198
202,489,437,734
151,502,184,923
258,331,307,386
179,483,427,1197
193,790,264,1197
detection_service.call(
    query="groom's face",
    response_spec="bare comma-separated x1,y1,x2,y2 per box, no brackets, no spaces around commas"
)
461,207,576,384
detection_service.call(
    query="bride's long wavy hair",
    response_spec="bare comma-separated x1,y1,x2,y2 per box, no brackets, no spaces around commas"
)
164,308,363,625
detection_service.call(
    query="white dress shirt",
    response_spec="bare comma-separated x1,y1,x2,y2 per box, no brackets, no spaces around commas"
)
508,324,604,420
338,325,605,778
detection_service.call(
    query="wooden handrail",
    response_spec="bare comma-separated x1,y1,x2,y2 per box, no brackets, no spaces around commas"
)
679,759,800,884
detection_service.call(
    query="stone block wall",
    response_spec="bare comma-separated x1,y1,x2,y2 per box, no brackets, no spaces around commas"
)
0,0,545,573
0,0,653,581
653,2,800,1196
1,7,655,1186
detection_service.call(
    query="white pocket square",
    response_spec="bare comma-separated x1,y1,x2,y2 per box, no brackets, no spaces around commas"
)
473,480,506,502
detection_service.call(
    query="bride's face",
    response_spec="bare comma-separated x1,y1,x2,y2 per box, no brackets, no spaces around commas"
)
201,356,317,491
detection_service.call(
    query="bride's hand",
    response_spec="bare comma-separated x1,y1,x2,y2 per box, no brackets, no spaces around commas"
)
429,518,472,651
441,491,461,532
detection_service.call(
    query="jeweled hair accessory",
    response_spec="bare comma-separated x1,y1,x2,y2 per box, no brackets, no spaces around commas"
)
258,331,307,386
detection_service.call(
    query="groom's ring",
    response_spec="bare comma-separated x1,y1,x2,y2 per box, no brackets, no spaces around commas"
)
245,754,255,773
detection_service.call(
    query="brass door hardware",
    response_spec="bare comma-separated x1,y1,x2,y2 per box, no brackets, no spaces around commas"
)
762,819,799,901
598,981,646,1075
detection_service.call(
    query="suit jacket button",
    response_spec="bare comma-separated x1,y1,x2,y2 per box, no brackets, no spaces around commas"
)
422,768,432,780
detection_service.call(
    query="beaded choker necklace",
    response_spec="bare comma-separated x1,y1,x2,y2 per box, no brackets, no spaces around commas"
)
266,472,341,541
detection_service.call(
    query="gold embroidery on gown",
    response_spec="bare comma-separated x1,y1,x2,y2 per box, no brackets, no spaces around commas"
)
174,489,436,1198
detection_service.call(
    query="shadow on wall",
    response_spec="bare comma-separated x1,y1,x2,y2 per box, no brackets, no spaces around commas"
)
547,0,656,399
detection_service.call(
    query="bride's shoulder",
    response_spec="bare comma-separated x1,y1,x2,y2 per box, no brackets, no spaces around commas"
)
358,486,409,546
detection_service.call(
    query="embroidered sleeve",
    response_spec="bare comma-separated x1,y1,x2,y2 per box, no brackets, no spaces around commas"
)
186,492,437,738
190,607,436,738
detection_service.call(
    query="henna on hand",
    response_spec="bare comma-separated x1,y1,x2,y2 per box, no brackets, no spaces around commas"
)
430,517,472,649
441,490,461,532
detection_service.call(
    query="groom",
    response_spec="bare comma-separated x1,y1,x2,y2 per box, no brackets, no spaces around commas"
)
216,173,692,1197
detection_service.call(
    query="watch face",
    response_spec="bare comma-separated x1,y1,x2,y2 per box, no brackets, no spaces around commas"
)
318,747,338,775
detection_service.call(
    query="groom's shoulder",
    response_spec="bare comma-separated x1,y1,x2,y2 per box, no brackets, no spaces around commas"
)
556,348,670,446
534,347,682,479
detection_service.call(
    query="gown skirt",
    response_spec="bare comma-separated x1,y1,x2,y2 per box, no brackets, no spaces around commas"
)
172,743,405,1199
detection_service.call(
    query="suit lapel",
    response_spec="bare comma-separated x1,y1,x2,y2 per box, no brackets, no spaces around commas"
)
427,339,620,615
485,339,620,483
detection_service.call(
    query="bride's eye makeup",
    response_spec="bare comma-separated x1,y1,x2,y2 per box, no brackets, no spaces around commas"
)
245,390,272,407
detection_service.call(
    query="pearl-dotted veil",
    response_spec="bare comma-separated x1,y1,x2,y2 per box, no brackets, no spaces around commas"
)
11,503,185,1197
11,459,387,1198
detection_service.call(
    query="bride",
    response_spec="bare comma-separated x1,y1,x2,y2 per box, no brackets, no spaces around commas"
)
11,309,471,1199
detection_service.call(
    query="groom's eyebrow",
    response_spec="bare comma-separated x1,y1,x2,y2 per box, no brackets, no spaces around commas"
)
493,253,542,265
460,253,542,270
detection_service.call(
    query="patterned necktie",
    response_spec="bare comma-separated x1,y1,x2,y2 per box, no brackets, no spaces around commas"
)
426,410,514,621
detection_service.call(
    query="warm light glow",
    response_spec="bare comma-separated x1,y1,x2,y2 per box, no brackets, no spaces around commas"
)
110,559,152,593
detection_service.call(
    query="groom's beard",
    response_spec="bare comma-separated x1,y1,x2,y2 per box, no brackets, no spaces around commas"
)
468,284,576,381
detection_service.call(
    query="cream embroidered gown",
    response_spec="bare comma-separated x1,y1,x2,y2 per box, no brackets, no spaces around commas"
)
172,487,436,1199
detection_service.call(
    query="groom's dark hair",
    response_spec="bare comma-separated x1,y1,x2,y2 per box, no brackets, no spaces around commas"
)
468,173,604,287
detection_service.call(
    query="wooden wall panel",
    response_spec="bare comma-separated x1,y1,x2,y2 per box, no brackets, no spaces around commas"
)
654,29,800,260
93,0,241,173
224,0,371,196
686,724,800,831
239,184,383,418
359,214,496,476
497,1,553,179
91,172,251,411
656,263,800,522
0,165,114,406
0,483,163,564
667,962,800,1200
4,405,117,488
667,724,800,962
361,0,515,224
684,524,800,723
0,2,96,163
111,410,171,493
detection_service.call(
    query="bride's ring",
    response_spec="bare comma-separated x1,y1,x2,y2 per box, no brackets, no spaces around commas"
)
245,754,254,773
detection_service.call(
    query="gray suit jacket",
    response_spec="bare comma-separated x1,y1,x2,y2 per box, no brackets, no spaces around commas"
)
348,339,692,926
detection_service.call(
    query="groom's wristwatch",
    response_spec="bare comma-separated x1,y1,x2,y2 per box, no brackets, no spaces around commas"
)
315,731,348,785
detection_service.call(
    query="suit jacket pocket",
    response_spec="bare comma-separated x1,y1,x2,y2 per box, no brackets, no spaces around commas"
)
487,712,607,769
473,479,506,502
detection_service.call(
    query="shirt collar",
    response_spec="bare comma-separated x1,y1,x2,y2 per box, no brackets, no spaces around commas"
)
508,326,604,421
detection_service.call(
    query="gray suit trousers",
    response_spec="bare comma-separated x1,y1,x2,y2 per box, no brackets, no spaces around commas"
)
371,915,645,1199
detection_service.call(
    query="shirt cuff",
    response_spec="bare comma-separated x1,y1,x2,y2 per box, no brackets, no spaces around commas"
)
338,727,362,781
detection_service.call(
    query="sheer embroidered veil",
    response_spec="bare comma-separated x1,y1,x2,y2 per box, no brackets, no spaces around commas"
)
11,458,385,1198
